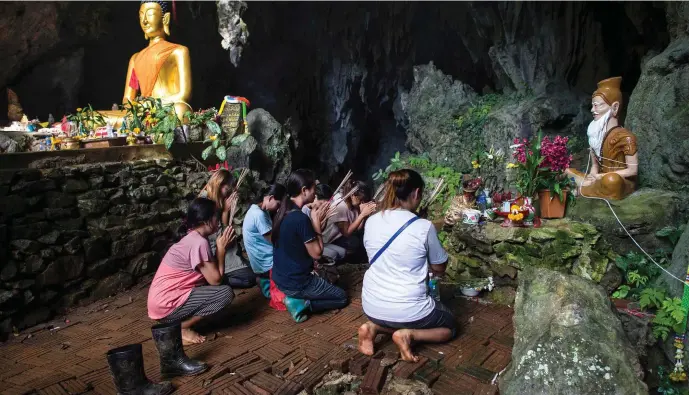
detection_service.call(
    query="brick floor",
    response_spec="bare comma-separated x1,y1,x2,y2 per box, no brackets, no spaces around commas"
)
0,269,512,395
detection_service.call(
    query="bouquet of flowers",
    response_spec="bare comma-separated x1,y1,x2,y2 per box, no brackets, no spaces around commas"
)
507,131,573,201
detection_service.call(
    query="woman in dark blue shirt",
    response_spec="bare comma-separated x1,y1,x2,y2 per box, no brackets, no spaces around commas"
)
271,169,348,314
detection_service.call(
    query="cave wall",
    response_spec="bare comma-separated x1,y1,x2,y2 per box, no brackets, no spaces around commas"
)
0,159,210,338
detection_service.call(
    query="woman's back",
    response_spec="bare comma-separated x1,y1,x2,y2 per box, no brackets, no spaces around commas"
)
272,210,317,291
362,209,448,322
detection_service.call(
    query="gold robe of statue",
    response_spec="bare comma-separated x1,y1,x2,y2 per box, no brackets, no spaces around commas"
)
569,126,638,200
101,0,191,127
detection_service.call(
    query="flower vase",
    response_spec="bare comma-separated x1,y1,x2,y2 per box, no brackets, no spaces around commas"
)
538,189,567,218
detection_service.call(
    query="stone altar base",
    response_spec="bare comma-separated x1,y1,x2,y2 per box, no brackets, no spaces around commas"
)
445,218,619,287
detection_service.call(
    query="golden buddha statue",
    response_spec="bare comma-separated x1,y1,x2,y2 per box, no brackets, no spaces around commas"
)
565,77,638,200
101,0,192,127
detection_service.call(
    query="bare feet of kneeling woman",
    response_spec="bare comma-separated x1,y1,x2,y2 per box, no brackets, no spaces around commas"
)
181,328,206,345
392,329,418,362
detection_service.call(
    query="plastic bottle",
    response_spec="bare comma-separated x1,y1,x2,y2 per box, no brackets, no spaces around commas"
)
428,273,440,302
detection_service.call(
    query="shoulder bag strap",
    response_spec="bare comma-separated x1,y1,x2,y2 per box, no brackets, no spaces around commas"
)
369,216,420,265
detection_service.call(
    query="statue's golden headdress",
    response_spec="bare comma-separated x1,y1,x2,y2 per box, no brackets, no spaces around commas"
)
593,77,622,106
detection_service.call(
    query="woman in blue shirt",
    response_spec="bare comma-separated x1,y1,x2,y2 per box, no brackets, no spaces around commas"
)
271,169,348,314
242,184,285,297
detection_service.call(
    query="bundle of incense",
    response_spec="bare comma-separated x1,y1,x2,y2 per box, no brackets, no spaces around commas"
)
328,170,353,203
373,183,386,202
235,168,250,189
327,186,360,215
422,178,446,208
322,185,360,227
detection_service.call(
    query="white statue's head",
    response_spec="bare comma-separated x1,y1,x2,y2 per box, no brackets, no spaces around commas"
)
587,77,623,156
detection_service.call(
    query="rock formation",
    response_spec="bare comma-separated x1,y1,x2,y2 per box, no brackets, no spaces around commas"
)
445,219,618,284
568,188,689,254
500,267,647,395
626,2,689,191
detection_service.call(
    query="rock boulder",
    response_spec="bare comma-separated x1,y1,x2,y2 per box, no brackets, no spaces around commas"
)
568,188,689,254
499,267,647,395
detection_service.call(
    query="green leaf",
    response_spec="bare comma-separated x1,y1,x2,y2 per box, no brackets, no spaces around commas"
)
212,139,220,148
164,133,174,149
216,147,227,161
655,226,676,237
652,325,670,341
201,145,213,160
206,120,222,135
612,285,630,299
639,288,665,309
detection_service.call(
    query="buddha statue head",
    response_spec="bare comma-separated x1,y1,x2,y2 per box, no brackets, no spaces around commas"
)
588,77,622,156
139,0,172,40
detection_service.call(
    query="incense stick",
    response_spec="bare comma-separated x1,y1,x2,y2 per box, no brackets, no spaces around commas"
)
235,168,249,189
373,183,386,202
329,170,353,203
422,178,446,208
326,186,359,216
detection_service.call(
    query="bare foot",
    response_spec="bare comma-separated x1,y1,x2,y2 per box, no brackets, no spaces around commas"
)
181,328,206,345
392,329,418,362
358,322,376,356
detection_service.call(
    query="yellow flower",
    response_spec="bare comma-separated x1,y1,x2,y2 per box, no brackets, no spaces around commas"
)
133,127,141,134
508,212,524,221
210,135,217,141
506,163,519,169
76,108,83,112
471,160,480,169
151,108,157,114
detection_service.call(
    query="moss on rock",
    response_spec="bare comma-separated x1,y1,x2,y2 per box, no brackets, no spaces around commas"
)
447,219,616,283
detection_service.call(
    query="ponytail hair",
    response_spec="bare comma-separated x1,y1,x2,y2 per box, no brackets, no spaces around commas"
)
379,169,425,212
177,197,217,239
253,183,287,204
271,169,317,246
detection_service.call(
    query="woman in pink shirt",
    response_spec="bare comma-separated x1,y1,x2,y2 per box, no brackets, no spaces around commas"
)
148,197,236,345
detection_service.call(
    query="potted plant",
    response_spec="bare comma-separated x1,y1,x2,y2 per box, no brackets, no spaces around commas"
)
507,131,574,219
66,104,106,136
122,98,180,149
457,277,494,297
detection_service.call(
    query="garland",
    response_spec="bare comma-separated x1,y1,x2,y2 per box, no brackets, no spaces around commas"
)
669,267,689,382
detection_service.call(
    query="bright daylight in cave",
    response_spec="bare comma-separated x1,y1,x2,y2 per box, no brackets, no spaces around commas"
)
0,1,688,394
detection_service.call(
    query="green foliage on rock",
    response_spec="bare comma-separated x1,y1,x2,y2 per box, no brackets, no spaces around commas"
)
372,152,463,220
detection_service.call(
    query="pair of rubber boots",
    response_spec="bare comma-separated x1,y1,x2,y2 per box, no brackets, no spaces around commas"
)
106,322,208,395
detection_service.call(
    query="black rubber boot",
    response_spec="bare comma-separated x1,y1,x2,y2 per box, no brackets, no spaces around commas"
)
106,344,174,395
151,322,208,378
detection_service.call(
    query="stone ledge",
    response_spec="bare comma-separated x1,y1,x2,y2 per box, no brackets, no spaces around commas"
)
568,188,689,254
445,219,617,284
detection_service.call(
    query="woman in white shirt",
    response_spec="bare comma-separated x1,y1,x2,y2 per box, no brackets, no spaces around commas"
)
359,169,456,362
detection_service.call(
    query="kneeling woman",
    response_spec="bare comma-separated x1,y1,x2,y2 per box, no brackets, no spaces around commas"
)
148,198,236,345
200,169,257,288
272,169,349,313
242,184,286,296
358,169,456,362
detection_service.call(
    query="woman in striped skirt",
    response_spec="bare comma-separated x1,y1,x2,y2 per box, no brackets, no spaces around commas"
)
147,198,236,345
